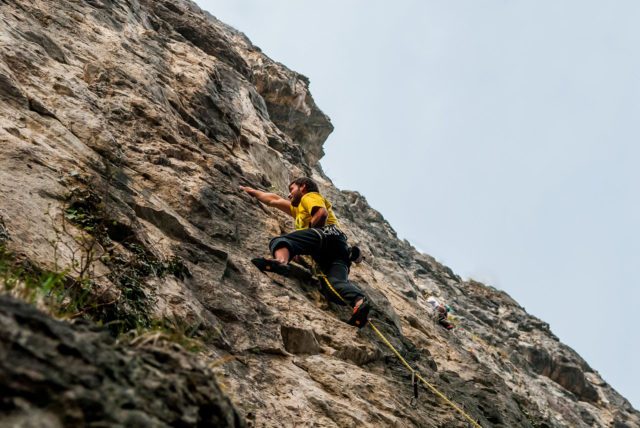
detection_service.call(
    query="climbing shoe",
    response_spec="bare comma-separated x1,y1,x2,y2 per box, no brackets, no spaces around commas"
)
347,297,371,328
438,319,455,330
251,257,291,277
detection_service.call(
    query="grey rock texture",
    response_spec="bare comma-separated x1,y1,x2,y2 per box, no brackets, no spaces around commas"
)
0,0,638,427
0,294,244,427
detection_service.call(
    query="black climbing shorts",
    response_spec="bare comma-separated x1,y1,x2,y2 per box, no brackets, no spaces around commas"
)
269,226,349,267
268,226,365,306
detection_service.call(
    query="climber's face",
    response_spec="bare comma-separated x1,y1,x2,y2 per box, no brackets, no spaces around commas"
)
288,183,305,207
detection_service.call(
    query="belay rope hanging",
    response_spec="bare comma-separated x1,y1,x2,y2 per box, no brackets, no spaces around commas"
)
315,271,482,428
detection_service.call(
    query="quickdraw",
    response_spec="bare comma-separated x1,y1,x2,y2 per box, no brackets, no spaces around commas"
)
410,371,419,407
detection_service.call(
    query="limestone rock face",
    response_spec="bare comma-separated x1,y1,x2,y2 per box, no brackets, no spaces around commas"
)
0,0,638,427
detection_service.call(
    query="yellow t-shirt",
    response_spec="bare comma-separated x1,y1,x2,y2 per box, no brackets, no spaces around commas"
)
290,192,338,230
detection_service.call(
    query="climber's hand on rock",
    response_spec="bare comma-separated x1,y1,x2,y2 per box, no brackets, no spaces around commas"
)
239,185,256,196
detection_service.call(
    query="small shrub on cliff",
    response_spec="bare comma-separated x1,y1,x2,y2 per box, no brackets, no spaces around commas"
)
56,181,190,335
0,244,68,313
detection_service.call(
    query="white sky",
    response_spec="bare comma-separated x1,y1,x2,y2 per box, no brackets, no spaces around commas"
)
198,0,639,409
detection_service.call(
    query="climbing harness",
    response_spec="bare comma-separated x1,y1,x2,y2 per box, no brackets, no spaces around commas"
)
316,271,482,428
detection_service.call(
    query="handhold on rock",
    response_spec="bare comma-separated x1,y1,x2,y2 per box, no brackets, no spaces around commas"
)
280,325,320,355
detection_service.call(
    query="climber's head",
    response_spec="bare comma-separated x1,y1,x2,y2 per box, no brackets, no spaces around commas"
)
288,177,318,206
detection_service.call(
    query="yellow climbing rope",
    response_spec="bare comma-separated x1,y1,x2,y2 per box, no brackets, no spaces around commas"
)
317,273,482,428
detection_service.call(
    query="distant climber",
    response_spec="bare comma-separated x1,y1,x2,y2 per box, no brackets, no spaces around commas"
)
427,296,454,330
240,177,371,327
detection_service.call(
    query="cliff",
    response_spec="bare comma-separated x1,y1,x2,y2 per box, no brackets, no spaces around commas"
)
0,0,638,426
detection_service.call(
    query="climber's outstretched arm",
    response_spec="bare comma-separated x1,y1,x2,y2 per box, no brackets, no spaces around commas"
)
240,186,291,215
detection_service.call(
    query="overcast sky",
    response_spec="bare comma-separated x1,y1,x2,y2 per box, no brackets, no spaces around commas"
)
199,0,639,409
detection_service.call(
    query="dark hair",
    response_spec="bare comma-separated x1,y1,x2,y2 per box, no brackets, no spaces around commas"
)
289,177,319,193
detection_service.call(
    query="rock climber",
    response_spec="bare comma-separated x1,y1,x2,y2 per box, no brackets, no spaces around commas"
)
427,296,454,330
240,177,371,327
